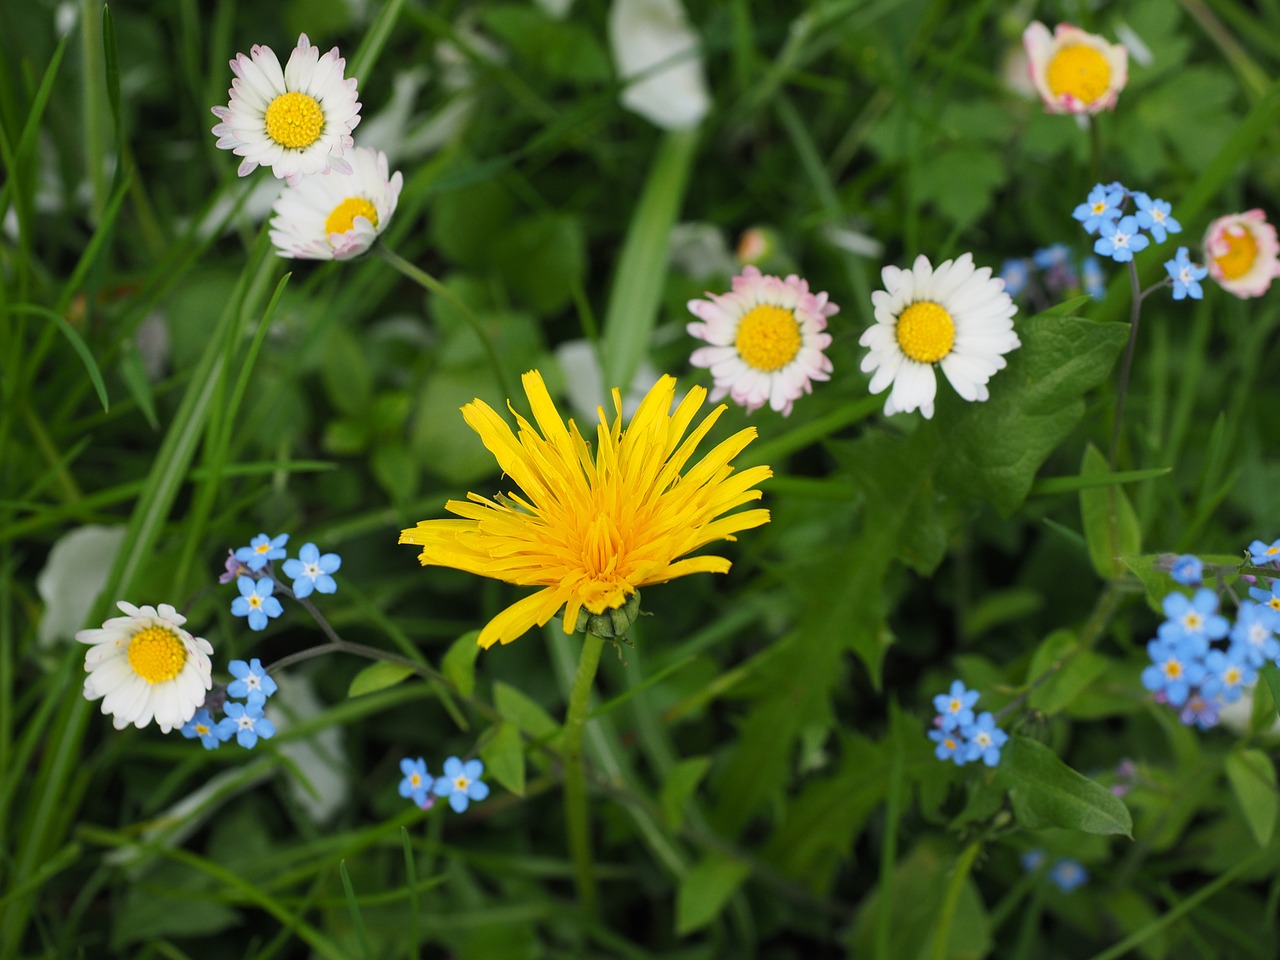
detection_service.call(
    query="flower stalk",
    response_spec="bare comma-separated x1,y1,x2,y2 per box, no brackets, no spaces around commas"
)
563,629,606,916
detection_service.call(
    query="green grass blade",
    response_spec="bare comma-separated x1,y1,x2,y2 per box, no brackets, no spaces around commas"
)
601,128,698,393
339,860,373,960
8,305,109,412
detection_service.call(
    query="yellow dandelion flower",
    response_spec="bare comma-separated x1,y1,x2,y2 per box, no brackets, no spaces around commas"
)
400,370,772,649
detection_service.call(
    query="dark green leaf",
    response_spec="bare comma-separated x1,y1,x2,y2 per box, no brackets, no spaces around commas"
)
675,854,750,935
479,721,526,797
1225,749,1278,847
442,630,482,699
1000,735,1133,836
347,662,415,698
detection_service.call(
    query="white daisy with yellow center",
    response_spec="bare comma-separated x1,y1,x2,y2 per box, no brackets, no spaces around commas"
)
1203,209,1280,299
687,266,837,416
268,147,403,260
860,253,1020,419
76,601,214,733
1023,22,1128,115
211,34,362,186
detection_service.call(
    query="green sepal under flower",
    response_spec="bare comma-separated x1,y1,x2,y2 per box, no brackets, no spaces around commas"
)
572,591,642,640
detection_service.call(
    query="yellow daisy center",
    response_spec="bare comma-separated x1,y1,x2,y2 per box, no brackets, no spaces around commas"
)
127,626,187,684
1215,229,1259,280
735,305,802,372
264,92,325,149
896,301,955,363
325,197,379,235
1046,44,1112,105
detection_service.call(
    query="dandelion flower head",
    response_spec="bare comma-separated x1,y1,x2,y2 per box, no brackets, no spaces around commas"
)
400,371,772,648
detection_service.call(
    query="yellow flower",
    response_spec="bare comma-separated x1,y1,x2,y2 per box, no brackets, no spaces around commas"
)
400,371,772,648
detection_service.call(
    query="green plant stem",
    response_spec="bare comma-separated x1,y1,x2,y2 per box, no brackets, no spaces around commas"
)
1109,259,1144,467
564,631,606,916
930,841,981,960
375,243,515,400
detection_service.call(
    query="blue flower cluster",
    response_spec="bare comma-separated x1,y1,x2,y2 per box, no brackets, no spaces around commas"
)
927,680,1009,767
1022,850,1089,892
1071,182,1208,300
181,658,278,750
399,756,490,813
1142,550,1280,730
222,532,343,631
1000,243,1105,305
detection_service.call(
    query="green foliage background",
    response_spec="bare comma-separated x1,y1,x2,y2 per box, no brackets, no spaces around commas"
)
5,0,1280,956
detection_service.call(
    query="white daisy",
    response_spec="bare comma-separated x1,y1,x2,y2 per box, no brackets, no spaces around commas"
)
268,147,403,260
686,267,837,416
1022,22,1128,116
76,601,214,733
211,34,362,186
1203,209,1280,299
860,253,1019,419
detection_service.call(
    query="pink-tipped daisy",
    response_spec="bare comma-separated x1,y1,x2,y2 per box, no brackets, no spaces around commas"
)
860,253,1019,419
1203,210,1280,299
76,602,214,733
211,34,362,185
1023,22,1128,115
686,267,837,416
268,147,403,260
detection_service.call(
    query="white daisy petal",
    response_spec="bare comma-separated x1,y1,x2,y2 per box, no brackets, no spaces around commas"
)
859,251,1021,417
687,268,839,417
211,34,362,184
76,600,213,733
268,147,403,260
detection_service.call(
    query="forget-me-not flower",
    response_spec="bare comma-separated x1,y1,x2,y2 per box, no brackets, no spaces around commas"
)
282,542,342,598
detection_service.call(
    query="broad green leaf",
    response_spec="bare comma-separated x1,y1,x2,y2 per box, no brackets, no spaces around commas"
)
430,179,514,268
479,721,526,797
762,733,889,892
491,214,586,316
1079,444,1141,579
847,840,992,960
482,6,610,82
674,854,750,935
1000,736,1133,836
938,313,1130,515
442,630,482,699
1260,664,1280,724
659,756,712,830
493,682,558,739
347,662,415,699
1025,630,1107,715
1224,749,1278,847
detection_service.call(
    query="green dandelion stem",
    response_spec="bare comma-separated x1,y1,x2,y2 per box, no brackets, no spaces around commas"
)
375,243,515,400
564,630,606,917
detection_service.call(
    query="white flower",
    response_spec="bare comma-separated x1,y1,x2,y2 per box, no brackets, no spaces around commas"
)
1022,22,1128,115
77,601,213,733
687,267,837,416
211,34,362,185
268,146,403,260
1203,210,1280,299
860,253,1020,419
609,0,710,130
